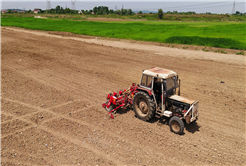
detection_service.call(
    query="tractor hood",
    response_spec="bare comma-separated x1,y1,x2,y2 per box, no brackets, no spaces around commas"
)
168,95,196,105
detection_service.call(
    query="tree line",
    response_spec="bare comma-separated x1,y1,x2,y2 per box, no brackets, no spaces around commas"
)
4,5,245,16
47,5,77,14
45,5,134,15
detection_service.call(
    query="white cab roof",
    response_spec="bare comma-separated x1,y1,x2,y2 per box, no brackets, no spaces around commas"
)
142,67,177,79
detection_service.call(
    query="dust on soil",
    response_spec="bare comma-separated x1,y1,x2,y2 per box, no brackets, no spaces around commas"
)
1,27,245,165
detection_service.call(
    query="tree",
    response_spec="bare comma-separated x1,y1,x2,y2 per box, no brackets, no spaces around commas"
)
127,9,133,15
26,9,32,13
97,6,102,14
93,6,109,15
103,9,107,15
109,9,114,14
7,9,12,13
104,6,109,14
70,10,77,14
114,10,121,15
55,5,61,13
59,7,64,14
235,11,241,15
64,7,71,14
138,11,142,14
93,6,98,14
97,10,102,15
187,11,196,14
121,9,127,15
158,9,163,19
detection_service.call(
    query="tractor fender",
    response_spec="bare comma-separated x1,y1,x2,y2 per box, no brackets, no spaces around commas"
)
137,87,153,97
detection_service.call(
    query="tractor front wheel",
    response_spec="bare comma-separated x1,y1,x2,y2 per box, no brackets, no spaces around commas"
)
169,116,184,135
133,91,155,121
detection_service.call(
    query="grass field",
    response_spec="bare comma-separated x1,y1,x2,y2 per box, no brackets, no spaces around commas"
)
1,16,245,50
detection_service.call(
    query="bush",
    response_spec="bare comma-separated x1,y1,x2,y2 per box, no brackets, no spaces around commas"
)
165,36,245,50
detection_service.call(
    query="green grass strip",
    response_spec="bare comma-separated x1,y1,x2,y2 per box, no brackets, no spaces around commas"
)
1,17,245,50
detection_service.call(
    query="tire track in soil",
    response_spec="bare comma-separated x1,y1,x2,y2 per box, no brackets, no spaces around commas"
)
1,159,33,166
0,110,48,138
2,97,179,165
2,98,170,165
2,126,113,166
0,118,31,135
1,125,35,139
1,110,56,126
2,97,180,165
44,114,180,165
1,106,121,165
0,114,13,122
2,58,114,102
38,126,123,165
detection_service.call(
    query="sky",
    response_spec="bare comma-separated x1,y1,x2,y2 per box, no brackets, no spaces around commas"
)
1,0,245,14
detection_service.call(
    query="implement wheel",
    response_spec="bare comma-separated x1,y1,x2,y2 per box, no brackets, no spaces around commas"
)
169,116,184,135
133,91,155,121
105,100,113,112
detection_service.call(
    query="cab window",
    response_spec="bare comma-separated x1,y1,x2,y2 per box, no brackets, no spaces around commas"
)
141,75,152,87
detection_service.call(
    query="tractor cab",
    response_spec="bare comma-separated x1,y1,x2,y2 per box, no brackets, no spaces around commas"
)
140,67,179,97
139,67,181,113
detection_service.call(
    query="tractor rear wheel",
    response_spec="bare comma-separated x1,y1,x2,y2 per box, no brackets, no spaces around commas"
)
133,91,155,121
169,116,184,135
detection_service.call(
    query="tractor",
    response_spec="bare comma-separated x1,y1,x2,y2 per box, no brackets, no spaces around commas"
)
102,67,199,134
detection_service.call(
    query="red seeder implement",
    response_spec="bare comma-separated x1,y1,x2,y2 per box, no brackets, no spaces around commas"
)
102,83,138,119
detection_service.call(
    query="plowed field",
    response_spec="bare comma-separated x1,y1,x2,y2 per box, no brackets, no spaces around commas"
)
1,27,245,165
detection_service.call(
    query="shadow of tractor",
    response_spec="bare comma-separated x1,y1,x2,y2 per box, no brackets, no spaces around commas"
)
184,121,201,133
149,116,201,134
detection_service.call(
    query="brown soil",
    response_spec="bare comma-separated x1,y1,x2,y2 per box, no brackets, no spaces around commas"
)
49,29,245,55
1,27,245,165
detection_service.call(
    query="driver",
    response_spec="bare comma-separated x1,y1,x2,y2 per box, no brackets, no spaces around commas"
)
153,78,161,94
149,78,161,94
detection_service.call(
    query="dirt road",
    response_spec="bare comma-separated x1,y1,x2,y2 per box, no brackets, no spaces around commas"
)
1,27,245,165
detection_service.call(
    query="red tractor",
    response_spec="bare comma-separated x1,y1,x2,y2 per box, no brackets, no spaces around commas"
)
102,67,199,134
